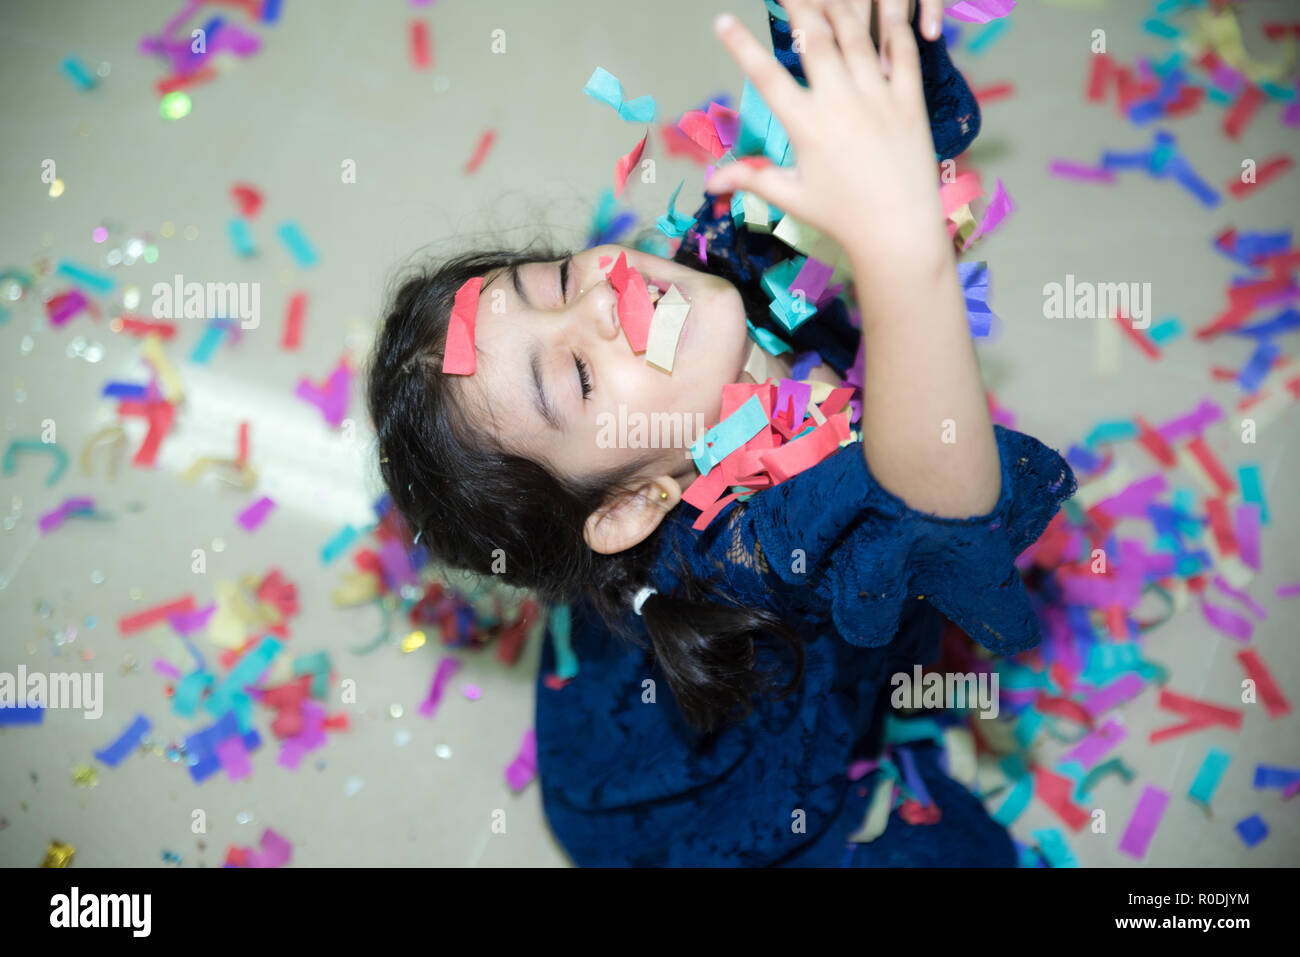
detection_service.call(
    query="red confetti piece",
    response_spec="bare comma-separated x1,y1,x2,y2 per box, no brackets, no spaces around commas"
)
1236,649,1292,718
972,82,1015,105
236,421,249,467
281,291,307,350
1113,311,1161,360
114,316,177,339
1032,766,1091,831
409,20,432,70
1085,52,1117,102
442,276,482,375
1223,84,1266,139
613,130,649,199
1227,154,1295,199
1135,415,1177,468
230,182,263,218
1262,21,1300,40
156,64,217,96
119,595,196,636
1185,435,1235,496
1205,497,1238,556
463,127,496,174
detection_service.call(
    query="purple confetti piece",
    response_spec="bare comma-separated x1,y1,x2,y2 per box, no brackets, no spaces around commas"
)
152,658,183,680
894,746,934,807
237,495,275,532
168,601,217,635
1277,582,1300,598
1060,718,1126,771
1211,576,1267,620
1234,503,1261,570
215,735,252,781
418,657,462,719
789,256,834,304
1199,597,1253,642
1155,399,1223,442
1081,672,1147,720
1048,160,1118,183
505,727,537,792
1118,785,1169,859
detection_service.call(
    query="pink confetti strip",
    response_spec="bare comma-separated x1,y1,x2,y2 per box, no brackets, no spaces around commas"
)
237,496,275,532
1060,718,1127,771
1200,597,1253,642
418,657,462,719
247,828,292,868
1234,503,1261,569
167,602,217,635
1211,576,1267,620
1118,785,1169,859
964,178,1016,247
152,658,183,680
946,0,1016,25
504,727,537,792
38,496,94,534
1277,582,1300,598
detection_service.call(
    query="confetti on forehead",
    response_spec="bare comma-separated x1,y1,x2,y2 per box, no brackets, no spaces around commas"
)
442,275,482,375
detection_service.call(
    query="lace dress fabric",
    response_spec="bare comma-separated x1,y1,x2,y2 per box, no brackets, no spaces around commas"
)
532,2,1074,867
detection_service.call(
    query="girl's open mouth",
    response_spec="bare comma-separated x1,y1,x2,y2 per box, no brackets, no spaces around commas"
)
645,274,687,306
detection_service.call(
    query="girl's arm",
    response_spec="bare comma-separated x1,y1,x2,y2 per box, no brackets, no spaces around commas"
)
708,0,1000,518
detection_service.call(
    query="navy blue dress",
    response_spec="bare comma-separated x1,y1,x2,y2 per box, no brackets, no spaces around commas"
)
534,1,1076,867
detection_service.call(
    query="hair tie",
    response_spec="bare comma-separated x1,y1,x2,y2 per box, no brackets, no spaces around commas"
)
632,585,658,616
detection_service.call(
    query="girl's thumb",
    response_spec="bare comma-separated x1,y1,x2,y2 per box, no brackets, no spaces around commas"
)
706,155,777,199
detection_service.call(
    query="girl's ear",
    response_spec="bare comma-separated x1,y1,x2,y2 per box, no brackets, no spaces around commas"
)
583,477,682,555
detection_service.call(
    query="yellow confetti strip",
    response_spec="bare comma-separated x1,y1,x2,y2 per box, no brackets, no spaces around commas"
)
401,630,427,654
79,425,126,479
71,765,98,788
332,570,380,607
1189,8,1296,86
42,841,75,868
848,774,896,843
140,332,185,404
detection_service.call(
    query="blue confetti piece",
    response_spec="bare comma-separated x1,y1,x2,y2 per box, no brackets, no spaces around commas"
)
1237,339,1280,393
276,221,319,267
61,57,97,90
57,260,115,294
101,381,149,400
94,714,151,767
263,0,283,23
1066,443,1106,473
1253,765,1300,789
0,705,44,725
228,218,257,258
1234,814,1268,847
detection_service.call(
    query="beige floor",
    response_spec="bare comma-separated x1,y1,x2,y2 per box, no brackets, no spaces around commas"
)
1,0,1297,867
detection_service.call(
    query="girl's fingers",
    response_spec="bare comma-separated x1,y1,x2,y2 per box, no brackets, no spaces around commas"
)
706,159,800,211
712,12,807,139
783,0,854,96
823,0,885,98
875,0,911,32
919,0,943,40
881,18,924,114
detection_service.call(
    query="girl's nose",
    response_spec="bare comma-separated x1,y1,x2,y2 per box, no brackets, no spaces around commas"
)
577,278,621,342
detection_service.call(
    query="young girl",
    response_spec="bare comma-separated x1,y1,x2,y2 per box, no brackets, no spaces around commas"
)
367,0,1076,867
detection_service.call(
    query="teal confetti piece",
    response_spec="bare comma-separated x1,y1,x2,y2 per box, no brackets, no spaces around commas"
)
321,524,359,564
230,690,255,734
655,179,697,239
1033,828,1081,867
1015,709,1044,749
228,218,257,258
1142,18,1180,39
1205,85,1234,106
966,18,1009,56
746,318,792,356
1237,465,1268,524
3,438,68,487
1084,419,1138,448
1260,82,1296,102
61,56,97,90
690,395,769,478
549,604,579,680
292,650,330,678
1150,52,1185,77
1055,759,1088,801
1188,746,1231,807
1147,316,1184,344
761,256,817,333
276,221,318,267
882,714,945,746
206,636,282,718
1001,665,1050,691
56,260,114,294
189,320,227,365
582,66,656,123
1001,752,1030,781
173,671,213,719
991,773,1034,826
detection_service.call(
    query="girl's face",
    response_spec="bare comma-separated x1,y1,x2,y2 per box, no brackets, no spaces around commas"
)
461,244,751,487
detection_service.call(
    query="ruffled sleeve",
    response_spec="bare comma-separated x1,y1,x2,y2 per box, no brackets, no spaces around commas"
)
703,426,1077,655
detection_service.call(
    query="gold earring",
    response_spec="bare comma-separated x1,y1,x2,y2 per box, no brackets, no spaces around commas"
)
659,490,669,501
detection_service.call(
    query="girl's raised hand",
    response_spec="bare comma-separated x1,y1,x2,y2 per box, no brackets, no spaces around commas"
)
705,0,950,272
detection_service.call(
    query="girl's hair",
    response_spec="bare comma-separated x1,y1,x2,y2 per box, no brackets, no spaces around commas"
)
366,242,805,736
